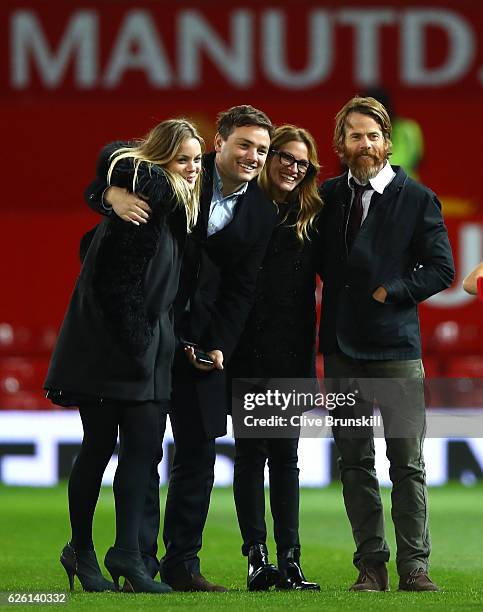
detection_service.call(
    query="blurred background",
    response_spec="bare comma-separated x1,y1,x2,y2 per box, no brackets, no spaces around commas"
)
0,0,482,486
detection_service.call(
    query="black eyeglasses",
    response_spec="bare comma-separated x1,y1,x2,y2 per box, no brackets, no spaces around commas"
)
270,149,312,175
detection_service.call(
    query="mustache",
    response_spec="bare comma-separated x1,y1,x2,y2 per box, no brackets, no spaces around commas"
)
355,151,378,161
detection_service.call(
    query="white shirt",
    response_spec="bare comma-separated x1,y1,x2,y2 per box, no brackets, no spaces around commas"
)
347,162,396,224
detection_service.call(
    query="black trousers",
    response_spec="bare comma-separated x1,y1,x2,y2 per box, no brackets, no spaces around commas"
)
233,437,300,556
137,406,169,577
139,372,217,580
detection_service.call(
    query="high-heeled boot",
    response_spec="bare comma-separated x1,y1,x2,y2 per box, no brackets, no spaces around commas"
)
104,546,172,594
247,543,281,591
277,547,320,590
60,543,116,592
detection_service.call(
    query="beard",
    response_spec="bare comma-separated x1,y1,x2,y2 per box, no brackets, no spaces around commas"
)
342,147,387,183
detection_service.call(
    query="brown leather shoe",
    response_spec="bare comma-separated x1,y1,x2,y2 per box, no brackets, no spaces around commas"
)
350,563,389,592
398,568,441,592
168,573,228,592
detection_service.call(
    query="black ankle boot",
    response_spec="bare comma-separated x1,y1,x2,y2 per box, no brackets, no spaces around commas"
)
104,547,172,594
247,544,281,591
277,547,320,590
60,543,116,592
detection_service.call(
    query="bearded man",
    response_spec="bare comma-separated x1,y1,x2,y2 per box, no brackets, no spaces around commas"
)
317,97,454,592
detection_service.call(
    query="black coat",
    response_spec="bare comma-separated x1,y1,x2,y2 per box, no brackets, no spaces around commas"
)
173,153,278,357
318,166,455,360
229,202,319,378
171,153,278,437
44,142,187,404
84,152,278,437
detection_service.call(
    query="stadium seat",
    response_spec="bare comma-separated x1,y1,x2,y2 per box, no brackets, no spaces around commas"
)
428,320,482,355
420,325,434,357
0,323,57,356
444,356,483,408
422,356,442,378
0,358,49,394
446,355,483,378
0,390,52,411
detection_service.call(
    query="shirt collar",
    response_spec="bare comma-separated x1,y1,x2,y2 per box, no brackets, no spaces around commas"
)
347,162,395,194
213,163,248,200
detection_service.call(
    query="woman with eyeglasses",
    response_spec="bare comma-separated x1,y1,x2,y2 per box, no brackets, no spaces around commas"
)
44,119,204,594
229,125,323,591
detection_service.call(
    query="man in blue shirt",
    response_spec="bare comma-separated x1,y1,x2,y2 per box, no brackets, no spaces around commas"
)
85,105,277,591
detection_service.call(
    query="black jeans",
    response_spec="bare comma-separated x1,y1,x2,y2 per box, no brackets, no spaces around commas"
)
233,437,300,556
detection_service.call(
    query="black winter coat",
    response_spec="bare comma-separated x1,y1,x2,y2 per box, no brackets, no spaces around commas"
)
44,142,187,404
229,202,319,379
83,152,278,437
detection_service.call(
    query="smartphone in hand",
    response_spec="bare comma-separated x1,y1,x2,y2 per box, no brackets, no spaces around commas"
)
193,349,214,365
180,339,214,365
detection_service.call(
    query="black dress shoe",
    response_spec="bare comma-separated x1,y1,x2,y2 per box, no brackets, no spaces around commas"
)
104,547,172,594
60,543,116,592
276,547,320,591
350,562,389,592
167,573,228,592
247,544,281,591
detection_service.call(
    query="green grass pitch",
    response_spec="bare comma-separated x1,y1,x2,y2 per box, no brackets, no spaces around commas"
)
1,483,482,611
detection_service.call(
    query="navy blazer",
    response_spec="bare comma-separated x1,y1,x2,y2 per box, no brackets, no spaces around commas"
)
318,166,455,360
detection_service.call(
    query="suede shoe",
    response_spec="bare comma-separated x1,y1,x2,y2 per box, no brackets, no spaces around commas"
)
168,573,227,592
350,563,389,592
399,568,441,592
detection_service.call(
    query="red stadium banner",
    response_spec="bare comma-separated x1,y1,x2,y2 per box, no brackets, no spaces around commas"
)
2,0,483,96
1,0,482,375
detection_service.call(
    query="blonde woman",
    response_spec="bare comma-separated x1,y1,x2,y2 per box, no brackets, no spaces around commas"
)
230,125,323,590
44,119,203,594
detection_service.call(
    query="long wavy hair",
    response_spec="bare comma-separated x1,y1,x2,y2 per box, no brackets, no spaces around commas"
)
258,124,323,242
107,119,204,231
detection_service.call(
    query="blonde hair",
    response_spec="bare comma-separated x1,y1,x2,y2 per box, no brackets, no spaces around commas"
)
333,96,392,158
107,119,204,231
258,124,323,242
